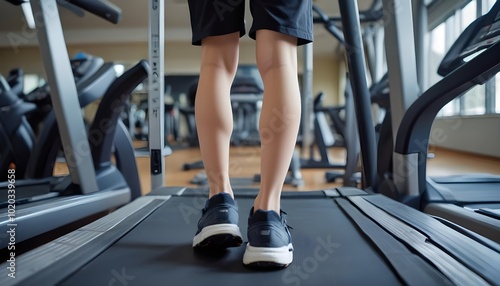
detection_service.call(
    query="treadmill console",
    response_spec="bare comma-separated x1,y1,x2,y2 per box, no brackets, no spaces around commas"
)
5,0,24,5
438,1,500,76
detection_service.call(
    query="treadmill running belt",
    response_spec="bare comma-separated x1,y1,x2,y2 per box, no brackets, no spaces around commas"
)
60,196,403,286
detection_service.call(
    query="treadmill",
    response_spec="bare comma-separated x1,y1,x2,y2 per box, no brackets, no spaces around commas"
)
389,1,500,242
2,1,499,285
0,0,143,249
0,54,114,181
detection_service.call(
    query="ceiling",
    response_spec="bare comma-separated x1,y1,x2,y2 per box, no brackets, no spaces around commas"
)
0,0,376,56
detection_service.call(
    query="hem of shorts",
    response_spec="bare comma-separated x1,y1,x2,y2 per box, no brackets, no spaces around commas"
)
249,25,313,46
191,29,246,46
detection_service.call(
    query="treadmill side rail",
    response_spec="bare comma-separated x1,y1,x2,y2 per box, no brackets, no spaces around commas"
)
0,195,170,285
0,188,131,249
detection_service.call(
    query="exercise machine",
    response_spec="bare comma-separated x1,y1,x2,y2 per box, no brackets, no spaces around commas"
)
22,53,105,135
5,69,24,98
305,3,381,186
377,0,500,241
0,0,143,249
1,1,499,285
0,76,36,181
179,66,264,152
0,55,117,180
230,76,263,147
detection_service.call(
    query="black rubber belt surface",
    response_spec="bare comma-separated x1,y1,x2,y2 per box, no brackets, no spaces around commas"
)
60,196,402,286
336,198,452,286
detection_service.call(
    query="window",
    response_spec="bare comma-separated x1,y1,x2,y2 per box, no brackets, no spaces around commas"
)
429,0,499,116
486,0,496,11
460,0,476,29
459,1,486,115
23,74,45,94
428,22,445,88
461,85,486,115
114,64,125,77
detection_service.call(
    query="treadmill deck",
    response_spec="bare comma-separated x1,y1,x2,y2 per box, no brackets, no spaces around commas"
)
1,187,499,286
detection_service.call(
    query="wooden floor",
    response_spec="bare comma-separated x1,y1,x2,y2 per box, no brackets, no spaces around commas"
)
55,141,500,195
132,143,500,195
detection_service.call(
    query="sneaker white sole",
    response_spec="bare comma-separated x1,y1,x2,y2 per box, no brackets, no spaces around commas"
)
243,243,293,266
192,223,242,248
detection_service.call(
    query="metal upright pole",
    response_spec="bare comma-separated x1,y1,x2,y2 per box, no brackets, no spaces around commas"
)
148,0,165,190
373,27,386,81
382,0,421,198
413,0,428,90
301,43,314,156
338,0,378,190
382,0,420,137
31,0,98,194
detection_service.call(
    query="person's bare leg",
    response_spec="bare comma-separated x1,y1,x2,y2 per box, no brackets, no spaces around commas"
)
254,30,301,213
195,32,239,199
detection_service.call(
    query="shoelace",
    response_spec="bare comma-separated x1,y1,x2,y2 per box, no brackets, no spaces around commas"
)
280,210,293,230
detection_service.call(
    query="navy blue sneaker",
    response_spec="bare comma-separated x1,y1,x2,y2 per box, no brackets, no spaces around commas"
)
192,193,243,249
243,208,293,268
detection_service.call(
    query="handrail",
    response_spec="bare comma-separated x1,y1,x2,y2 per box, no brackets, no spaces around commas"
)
66,0,121,24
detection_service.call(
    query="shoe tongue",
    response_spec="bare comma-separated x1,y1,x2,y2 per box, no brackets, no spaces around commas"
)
207,193,234,208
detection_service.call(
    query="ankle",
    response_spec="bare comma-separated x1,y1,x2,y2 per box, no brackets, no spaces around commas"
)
209,189,234,199
253,206,280,214
253,195,280,214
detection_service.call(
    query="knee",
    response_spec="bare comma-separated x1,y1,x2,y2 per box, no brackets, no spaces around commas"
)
256,40,297,79
256,55,296,83
200,53,238,78
256,54,273,79
200,35,240,78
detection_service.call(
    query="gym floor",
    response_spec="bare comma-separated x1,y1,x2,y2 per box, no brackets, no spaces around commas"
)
126,143,500,195
54,142,500,195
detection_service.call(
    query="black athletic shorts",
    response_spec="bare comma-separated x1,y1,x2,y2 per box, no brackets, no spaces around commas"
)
187,0,313,46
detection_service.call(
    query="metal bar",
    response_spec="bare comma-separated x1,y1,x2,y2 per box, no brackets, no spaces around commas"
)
364,27,377,82
31,0,98,194
381,0,420,197
312,10,384,23
413,0,429,89
485,79,495,114
338,0,378,190
148,0,165,190
66,0,121,24
371,26,386,82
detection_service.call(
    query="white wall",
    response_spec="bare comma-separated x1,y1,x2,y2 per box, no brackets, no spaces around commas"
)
430,115,500,158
